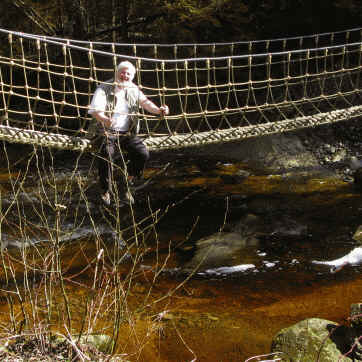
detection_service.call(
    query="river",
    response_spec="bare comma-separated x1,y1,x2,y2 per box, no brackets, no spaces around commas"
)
0,145,361,361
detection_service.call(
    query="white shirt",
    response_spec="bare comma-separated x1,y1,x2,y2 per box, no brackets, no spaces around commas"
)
88,83,147,132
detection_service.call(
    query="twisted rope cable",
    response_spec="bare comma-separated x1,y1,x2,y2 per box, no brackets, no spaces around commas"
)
1,105,361,152
146,105,362,151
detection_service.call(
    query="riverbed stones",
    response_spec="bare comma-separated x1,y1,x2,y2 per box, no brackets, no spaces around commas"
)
56,334,112,353
271,318,356,361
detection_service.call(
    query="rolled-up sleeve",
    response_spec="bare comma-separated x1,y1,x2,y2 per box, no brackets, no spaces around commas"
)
138,89,147,104
88,87,107,115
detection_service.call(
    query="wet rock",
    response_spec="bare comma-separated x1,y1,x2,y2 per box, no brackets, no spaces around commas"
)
350,157,362,187
332,149,347,162
271,318,355,362
353,168,362,187
350,157,362,170
183,214,264,273
183,231,259,273
228,194,248,211
230,213,267,236
55,334,112,354
180,133,320,171
352,225,362,245
270,217,308,237
272,304,362,362
157,311,175,321
247,197,285,215
350,303,362,328
234,206,308,238
220,170,250,184
182,210,310,274
200,264,255,276
77,335,112,353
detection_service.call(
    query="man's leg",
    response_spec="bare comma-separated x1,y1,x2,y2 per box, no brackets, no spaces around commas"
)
119,136,149,203
123,136,150,179
97,135,116,205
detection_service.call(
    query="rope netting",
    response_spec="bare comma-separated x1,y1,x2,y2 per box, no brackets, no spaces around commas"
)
0,27,361,151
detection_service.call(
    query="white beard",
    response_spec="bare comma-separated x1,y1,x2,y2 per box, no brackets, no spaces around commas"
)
116,78,133,88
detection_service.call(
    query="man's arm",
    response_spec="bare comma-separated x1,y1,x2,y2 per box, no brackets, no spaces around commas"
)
91,110,112,128
140,99,169,116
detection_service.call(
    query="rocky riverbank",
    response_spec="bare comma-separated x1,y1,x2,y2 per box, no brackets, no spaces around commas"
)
170,117,362,179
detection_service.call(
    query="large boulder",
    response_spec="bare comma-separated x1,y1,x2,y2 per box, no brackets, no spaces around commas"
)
183,230,259,273
179,133,320,171
271,318,359,361
182,211,309,275
183,214,263,273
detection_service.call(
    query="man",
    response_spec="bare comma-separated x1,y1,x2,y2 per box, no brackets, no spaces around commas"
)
88,60,169,206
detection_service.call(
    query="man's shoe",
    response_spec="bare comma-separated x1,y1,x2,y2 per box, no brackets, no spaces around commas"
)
101,192,111,206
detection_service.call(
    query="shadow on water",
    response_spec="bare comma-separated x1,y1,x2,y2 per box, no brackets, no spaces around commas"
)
1,146,362,361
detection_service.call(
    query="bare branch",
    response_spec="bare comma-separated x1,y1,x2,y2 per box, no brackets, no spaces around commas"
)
93,13,164,39
8,0,57,35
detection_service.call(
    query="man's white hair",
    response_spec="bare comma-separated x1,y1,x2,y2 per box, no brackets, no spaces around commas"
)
117,61,136,78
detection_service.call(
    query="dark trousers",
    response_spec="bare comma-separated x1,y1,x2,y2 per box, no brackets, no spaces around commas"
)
96,133,149,194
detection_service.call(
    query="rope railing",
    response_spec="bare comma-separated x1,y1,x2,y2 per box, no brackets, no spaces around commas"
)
0,27,361,151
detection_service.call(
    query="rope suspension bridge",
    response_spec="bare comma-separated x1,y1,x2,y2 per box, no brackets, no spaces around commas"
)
0,27,361,153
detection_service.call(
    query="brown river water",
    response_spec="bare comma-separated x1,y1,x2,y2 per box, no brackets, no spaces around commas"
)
0,148,361,361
